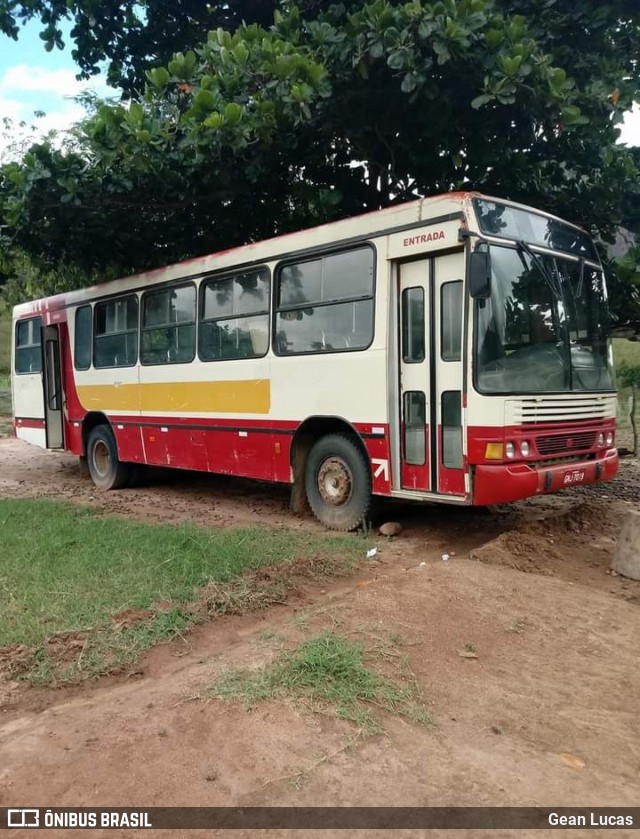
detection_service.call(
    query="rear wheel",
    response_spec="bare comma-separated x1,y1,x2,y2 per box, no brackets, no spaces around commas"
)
305,434,371,531
86,425,131,490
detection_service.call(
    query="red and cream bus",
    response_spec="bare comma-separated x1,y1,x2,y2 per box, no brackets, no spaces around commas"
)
11,192,618,529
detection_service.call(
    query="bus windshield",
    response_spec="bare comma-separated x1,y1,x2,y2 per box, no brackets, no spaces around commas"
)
475,245,614,393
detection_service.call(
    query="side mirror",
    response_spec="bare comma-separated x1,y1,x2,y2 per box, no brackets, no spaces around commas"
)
469,249,492,299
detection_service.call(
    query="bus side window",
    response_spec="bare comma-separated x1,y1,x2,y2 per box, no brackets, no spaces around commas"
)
94,295,139,368
199,268,270,362
74,305,92,370
274,247,375,355
141,284,196,365
15,316,42,374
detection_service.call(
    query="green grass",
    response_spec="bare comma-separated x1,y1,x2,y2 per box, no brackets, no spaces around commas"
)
0,499,360,683
210,630,432,735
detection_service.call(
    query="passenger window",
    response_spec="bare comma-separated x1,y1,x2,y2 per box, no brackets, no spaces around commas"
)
141,284,196,365
94,296,138,368
275,247,374,355
74,305,92,370
199,269,270,361
15,316,42,374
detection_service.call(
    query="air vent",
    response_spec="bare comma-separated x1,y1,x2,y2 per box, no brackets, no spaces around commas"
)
536,431,596,455
505,395,616,425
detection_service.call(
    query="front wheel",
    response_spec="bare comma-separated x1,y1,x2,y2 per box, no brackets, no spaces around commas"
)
86,425,131,490
305,434,371,531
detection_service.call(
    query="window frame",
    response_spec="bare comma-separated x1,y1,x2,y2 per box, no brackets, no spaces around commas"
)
403,390,427,466
93,293,139,370
74,304,93,371
272,243,376,357
140,281,197,367
401,286,425,364
440,280,463,362
14,315,43,375
198,266,271,363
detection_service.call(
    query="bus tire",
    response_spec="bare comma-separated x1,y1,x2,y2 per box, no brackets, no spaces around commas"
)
86,425,131,491
305,434,371,531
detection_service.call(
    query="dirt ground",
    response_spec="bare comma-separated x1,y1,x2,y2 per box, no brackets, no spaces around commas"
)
0,437,639,838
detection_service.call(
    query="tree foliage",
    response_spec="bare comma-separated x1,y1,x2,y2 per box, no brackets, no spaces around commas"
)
0,0,639,295
0,0,280,93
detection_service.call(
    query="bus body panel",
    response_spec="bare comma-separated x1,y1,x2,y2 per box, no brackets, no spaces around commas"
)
10,191,619,509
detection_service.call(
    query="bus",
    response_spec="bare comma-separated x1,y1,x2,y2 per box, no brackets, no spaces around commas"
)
11,192,618,530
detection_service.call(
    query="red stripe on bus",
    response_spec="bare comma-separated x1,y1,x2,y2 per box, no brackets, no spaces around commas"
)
14,417,46,429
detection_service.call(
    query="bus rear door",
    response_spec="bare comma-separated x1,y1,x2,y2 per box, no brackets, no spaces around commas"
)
42,324,65,449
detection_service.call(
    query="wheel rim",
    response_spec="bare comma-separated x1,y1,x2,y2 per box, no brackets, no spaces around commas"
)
317,456,353,507
93,440,111,478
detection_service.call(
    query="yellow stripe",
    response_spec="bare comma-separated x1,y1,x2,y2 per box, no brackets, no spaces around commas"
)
76,380,270,414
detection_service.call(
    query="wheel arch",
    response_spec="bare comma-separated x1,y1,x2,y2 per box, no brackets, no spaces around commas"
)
290,415,371,493
81,411,113,456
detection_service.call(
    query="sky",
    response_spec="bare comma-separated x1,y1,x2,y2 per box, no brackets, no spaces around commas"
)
0,20,111,157
0,18,639,157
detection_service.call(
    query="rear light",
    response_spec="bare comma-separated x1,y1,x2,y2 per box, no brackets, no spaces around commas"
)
505,442,516,459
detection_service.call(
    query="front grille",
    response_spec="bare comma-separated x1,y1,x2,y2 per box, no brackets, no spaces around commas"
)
505,395,616,425
536,431,596,455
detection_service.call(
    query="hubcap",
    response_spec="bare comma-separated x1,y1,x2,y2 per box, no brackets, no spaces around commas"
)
93,440,110,477
317,457,352,507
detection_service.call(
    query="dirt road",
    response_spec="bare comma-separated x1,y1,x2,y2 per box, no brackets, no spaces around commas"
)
1,437,639,838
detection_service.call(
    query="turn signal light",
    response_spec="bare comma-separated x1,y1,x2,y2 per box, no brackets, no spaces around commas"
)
484,443,504,460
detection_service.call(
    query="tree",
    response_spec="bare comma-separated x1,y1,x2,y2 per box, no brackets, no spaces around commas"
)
618,362,640,454
0,0,639,285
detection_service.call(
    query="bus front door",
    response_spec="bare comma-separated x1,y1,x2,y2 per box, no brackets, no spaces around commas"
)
398,252,466,496
42,324,65,449
399,260,432,491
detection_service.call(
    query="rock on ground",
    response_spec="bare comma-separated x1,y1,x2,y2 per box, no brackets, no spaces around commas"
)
611,510,640,580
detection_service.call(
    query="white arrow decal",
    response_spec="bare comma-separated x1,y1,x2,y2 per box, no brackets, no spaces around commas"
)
372,458,389,481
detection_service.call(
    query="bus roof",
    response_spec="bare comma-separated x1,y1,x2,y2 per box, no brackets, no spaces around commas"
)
11,190,590,318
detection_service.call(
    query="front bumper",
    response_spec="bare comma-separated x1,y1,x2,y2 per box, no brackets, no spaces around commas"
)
472,449,619,506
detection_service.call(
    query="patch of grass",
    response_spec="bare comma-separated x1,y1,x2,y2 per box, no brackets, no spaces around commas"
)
0,499,360,683
463,641,477,653
509,618,527,633
210,631,432,735
27,607,197,686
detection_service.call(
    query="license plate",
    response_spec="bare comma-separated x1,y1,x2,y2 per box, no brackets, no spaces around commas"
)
563,468,586,486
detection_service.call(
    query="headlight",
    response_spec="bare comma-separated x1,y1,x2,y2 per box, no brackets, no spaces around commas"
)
520,440,530,457
597,433,605,447
505,442,516,459
605,431,614,446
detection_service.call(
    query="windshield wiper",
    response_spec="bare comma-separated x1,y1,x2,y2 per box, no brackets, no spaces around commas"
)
516,240,562,301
